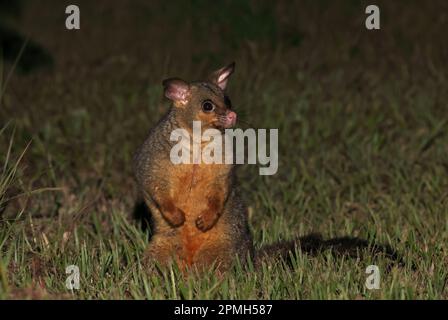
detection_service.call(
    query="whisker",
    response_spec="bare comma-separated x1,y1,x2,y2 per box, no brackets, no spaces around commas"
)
216,113,256,128
236,119,255,128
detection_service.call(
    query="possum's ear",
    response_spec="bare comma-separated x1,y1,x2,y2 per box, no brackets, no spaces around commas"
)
209,62,235,91
163,78,190,106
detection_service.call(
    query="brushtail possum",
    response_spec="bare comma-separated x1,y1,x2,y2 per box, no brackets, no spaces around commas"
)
133,62,296,272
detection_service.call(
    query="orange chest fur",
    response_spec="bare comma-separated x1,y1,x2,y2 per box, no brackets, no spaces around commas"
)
168,163,230,265
169,163,229,218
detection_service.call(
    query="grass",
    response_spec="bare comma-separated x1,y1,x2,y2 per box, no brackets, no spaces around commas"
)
0,0,447,299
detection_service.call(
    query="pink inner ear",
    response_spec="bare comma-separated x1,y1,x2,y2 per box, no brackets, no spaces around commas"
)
166,86,186,101
164,80,189,102
216,72,230,90
216,79,229,90
218,71,230,84
213,63,235,90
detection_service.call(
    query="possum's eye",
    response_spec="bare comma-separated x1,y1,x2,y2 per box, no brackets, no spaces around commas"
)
201,100,215,113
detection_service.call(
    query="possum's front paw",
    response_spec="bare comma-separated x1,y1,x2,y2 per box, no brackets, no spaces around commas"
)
164,207,186,227
195,212,219,232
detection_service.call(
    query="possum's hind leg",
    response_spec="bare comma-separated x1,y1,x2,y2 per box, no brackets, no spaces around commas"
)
143,234,181,272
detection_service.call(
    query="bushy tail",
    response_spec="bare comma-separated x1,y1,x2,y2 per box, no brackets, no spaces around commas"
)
255,239,300,268
254,233,406,269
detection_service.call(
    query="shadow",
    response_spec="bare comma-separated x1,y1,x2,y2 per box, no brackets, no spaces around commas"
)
0,24,53,74
257,233,408,271
132,202,408,271
132,199,154,239
0,0,23,18
0,0,53,74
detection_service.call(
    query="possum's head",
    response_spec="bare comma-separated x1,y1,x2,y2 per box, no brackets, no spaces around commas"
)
162,62,237,132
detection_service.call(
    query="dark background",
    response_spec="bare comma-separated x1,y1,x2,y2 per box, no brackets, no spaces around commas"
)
0,0,447,299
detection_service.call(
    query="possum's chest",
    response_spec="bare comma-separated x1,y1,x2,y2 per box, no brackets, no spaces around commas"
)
166,163,230,267
169,163,229,218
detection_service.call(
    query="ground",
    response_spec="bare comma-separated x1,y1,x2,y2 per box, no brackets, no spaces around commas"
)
0,0,447,299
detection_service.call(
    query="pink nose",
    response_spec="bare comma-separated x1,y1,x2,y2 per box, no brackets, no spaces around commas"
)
225,111,237,128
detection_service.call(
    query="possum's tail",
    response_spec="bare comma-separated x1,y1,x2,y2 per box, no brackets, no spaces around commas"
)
254,239,300,268
254,233,406,270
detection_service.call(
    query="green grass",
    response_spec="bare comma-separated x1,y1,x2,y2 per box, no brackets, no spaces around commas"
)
0,0,447,299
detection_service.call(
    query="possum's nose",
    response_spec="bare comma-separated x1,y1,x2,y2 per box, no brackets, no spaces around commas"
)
224,111,237,128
